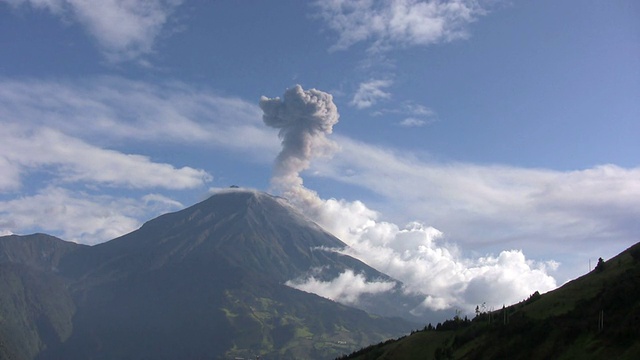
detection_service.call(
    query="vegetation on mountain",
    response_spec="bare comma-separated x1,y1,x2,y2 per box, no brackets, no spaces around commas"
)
337,242,640,360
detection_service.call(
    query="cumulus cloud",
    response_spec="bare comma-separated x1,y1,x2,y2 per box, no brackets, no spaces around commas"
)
4,0,184,61
298,197,557,313
313,136,640,262
286,269,396,305
0,187,183,244
315,0,485,52
351,79,393,109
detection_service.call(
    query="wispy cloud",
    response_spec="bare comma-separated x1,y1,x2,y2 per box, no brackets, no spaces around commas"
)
399,117,428,127
0,124,210,191
373,101,438,127
315,0,485,52
0,76,278,242
351,79,393,109
0,77,278,159
4,0,184,62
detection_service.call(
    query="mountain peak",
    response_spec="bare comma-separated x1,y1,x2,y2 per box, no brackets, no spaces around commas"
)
84,188,349,282
199,188,295,214
200,188,323,231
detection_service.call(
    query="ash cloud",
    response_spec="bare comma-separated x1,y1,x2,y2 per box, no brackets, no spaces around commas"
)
260,85,339,210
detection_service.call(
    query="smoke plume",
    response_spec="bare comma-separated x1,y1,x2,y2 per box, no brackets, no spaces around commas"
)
260,85,339,210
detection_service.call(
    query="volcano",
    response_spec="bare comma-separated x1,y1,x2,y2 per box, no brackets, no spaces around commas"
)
0,189,417,360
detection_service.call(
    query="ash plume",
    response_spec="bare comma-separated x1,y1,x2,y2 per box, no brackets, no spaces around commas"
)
260,85,339,208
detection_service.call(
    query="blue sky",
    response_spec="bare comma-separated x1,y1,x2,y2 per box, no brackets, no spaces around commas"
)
1,0,639,312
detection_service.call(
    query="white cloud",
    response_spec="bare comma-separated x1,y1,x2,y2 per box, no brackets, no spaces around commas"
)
0,187,183,244
402,102,436,117
310,136,640,270
286,269,396,305
315,0,485,52
4,0,184,62
351,79,393,109
295,197,557,313
399,117,427,127
0,124,211,190
0,155,21,190
373,101,438,126
0,77,278,161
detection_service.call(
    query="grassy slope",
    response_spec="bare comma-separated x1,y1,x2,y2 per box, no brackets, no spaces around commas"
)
341,242,640,360
220,279,415,360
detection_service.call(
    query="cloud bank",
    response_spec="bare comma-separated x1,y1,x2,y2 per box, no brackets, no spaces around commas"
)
299,197,557,313
314,136,640,260
4,0,184,61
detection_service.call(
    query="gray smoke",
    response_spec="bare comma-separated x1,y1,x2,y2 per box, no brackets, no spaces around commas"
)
260,85,339,207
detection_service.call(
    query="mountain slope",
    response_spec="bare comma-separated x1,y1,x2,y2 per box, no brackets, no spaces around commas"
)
0,234,81,360
0,233,84,272
339,242,640,360
1,189,417,360
69,190,385,283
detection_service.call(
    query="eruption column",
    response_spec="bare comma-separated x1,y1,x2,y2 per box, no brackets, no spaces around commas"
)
260,85,339,207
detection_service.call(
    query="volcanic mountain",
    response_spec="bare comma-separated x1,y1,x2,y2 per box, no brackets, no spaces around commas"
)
0,189,417,360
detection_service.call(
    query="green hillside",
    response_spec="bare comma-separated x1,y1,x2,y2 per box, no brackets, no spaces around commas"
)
339,242,640,360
